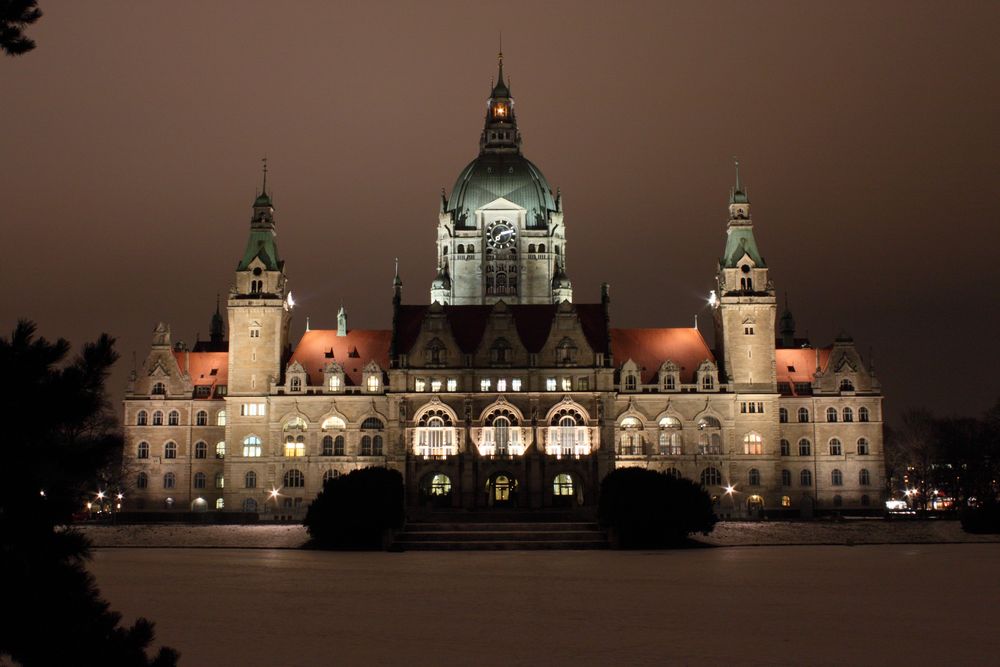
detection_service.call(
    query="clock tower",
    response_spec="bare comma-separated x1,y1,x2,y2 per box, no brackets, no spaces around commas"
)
432,51,571,305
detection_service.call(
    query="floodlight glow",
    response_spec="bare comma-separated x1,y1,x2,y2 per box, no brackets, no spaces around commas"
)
724,484,736,495
708,290,718,307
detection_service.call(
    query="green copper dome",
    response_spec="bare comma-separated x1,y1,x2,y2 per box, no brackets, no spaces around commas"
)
447,153,557,229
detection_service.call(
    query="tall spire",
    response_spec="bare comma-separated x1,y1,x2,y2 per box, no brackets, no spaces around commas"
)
482,46,519,154
730,156,748,205
254,156,273,208
209,293,225,345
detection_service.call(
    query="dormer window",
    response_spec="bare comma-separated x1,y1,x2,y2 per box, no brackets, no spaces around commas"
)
329,375,340,391
290,377,302,392
556,338,577,366
490,338,512,365
425,338,446,366
367,376,380,392
839,378,855,392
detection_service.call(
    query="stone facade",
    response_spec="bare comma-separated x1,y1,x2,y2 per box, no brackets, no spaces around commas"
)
122,57,884,519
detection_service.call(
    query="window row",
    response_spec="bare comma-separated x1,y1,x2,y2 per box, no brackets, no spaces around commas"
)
135,440,226,459
135,409,228,427
777,468,872,487
779,406,871,423
779,437,872,456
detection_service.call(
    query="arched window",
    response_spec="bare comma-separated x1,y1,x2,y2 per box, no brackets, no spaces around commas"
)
553,473,574,496
528,243,536,253
664,468,682,479
152,411,163,426
840,378,855,392
243,498,257,512
843,407,853,422
217,410,227,426
322,435,334,456
624,374,637,391
702,375,715,391
290,377,302,391
701,467,722,487
215,441,226,459
779,407,788,423
163,441,177,459
136,411,148,426
457,244,465,254
859,469,871,486
829,438,842,456
658,417,682,455
781,469,792,486
859,407,870,422
798,438,811,456
321,416,346,431
193,472,206,489
467,244,474,253
334,435,345,456
194,441,207,459
216,498,225,510
163,472,176,489
361,435,372,456
168,410,180,426
490,338,512,364
283,469,304,488
137,441,149,459
743,432,763,455
797,407,809,423
242,436,262,457
215,473,225,489
284,434,305,457
152,382,166,395
800,469,812,486
538,243,546,253
373,435,384,456
619,416,643,455
137,472,148,489
781,495,791,508
245,471,257,488
196,410,208,426
362,417,384,430
831,469,843,486
697,416,722,454
748,468,761,486
857,437,870,455
826,407,838,422
780,439,790,456
321,469,339,483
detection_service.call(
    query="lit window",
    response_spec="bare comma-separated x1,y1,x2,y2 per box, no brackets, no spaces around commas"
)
546,378,557,391
781,495,791,508
496,378,507,392
447,378,457,392
196,410,208,426
511,378,522,391
430,474,451,496
367,375,380,392
553,473,574,496
242,436,262,457
329,375,341,391
215,441,225,459
415,378,427,392
215,498,224,510
194,441,207,459
431,379,442,392
284,436,306,457
217,410,227,426
480,378,492,391
215,473,224,489
241,403,266,417
743,432,763,455
561,377,572,391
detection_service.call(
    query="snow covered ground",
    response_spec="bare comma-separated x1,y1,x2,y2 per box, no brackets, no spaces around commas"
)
89,544,1000,665
78,519,1000,549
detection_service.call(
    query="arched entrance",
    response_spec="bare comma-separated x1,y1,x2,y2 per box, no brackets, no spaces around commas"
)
486,472,518,508
191,497,208,512
419,473,454,508
552,473,581,508
747,495,764,519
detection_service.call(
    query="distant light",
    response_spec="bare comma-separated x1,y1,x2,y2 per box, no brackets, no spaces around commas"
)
116,493,124,501
96,491,105,500
286,291,295,309
39,490,46,497
708,290,718,308
724,484,736,495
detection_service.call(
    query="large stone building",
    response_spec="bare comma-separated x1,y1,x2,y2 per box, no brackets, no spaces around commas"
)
123,55,884,518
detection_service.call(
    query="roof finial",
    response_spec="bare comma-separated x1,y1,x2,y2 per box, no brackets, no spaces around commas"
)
305,316,310,332
261,156,268,195
733,155,741,192
497,32,504,85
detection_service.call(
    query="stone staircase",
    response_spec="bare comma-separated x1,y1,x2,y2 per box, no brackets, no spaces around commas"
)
392,511,608,550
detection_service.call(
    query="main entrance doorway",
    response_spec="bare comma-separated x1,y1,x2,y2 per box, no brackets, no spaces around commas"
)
486,472,518,508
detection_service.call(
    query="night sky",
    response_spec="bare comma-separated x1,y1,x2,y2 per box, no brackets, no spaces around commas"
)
3,1,997,423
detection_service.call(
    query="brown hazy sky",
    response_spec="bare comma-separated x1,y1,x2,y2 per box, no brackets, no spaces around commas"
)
3,1,998,422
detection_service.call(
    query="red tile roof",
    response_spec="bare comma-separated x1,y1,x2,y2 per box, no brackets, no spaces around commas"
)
288,329,392,386
610,328,715,383
775,347,832,387
172,351,229,397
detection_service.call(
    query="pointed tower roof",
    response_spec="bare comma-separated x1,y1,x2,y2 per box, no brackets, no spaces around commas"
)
238,159,282,271
491,46,510,98
729,158,749,205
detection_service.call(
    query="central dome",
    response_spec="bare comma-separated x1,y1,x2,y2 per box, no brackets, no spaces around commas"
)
447,152,557,229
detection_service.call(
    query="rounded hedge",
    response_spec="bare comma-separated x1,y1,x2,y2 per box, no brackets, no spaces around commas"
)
304,467,404,549
598,467,717,548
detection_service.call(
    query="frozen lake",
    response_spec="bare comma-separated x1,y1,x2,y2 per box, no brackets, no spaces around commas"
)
91,545,1000,666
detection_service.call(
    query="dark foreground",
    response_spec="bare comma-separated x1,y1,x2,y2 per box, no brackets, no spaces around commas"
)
90,545,999,666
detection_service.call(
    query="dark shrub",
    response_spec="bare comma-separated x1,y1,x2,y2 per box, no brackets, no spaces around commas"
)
599,467,716,548
304,467,404,549
961,501,1000,534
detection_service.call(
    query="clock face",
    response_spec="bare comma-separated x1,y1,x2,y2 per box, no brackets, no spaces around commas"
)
487,221,517,249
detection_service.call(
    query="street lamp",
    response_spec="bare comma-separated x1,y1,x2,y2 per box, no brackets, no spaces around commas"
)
724,483,738,517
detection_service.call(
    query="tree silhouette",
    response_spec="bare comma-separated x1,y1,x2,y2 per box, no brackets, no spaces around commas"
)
0,320,179,665
1,0,42,56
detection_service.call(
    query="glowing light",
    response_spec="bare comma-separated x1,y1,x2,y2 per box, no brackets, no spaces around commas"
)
724,484,736,495
96,491,105,500
116,493,124,501
708,290,718,307
286,291,295,308
269,488,280,499
39,490,45,497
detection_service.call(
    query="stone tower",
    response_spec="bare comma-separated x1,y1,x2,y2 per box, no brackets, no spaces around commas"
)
711,162,777,391
433,51,570,305
226,165,292,395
